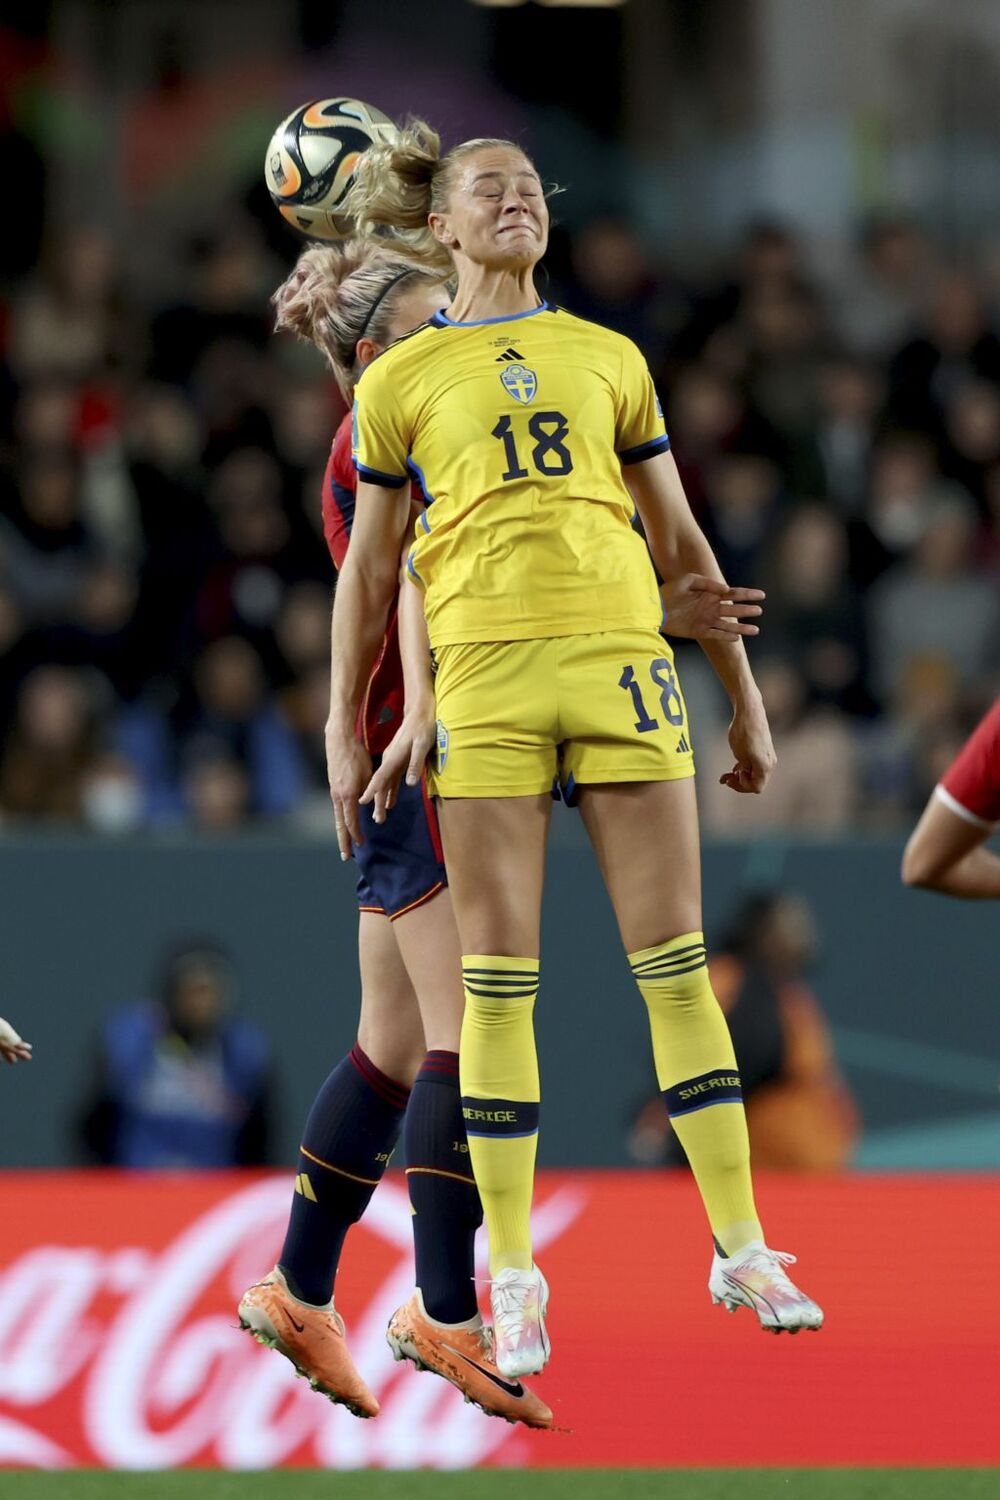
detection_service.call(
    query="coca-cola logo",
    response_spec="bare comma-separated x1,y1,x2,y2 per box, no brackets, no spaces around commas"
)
0,1176,585,1470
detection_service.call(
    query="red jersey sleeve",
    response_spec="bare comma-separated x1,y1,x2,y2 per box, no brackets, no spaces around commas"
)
938,699,1000,827
321,412,357,571
318,410,405,757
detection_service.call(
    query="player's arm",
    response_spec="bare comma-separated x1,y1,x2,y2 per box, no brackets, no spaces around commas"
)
659,575,763,642
626,448,776,795
902,794,1000,899
326,477,412,857
362,576,437,823
0,1015,32,1065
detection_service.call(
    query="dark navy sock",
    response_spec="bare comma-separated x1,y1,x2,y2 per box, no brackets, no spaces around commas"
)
279,1043,409,1305
405,1050,482,1324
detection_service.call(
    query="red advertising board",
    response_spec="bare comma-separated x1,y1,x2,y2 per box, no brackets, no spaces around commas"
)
1,1170,997,1469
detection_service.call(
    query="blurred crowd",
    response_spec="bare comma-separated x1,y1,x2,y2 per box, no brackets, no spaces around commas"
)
1,210,998,835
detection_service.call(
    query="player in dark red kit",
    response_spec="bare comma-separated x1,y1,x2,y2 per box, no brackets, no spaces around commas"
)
903,697,1000,899
238,241,556,1428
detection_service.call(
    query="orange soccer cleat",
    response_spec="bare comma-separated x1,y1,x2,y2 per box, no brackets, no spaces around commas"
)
238,1266,379,1418
386,1290,553,1429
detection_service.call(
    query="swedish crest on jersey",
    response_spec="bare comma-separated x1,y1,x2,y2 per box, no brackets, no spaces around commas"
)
499,363,537,405
436,719,450,773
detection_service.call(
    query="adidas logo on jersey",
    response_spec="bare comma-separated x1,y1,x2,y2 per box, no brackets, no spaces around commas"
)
676,734,690,753
495,346,526,362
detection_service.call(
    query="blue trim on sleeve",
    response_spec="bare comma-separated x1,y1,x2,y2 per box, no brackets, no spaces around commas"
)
328,479,356,540
406,551,426,586
431,301,550,329
617,434,671,465
354,462,408,489
405,456,436,505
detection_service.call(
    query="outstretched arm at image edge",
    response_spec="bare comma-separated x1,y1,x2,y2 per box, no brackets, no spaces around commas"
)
902,793,1000,899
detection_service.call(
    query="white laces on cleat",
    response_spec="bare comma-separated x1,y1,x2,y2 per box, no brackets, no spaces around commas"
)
733,1246,808,1293
491,1272,537,1345
740,1246,796,1272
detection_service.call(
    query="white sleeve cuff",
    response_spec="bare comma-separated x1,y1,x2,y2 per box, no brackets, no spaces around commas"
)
934,783,996,830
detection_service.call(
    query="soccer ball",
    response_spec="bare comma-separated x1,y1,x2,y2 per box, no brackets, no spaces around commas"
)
264,98,396,240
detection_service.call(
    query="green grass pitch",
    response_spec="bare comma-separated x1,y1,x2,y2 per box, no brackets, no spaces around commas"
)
2,1472,998,1500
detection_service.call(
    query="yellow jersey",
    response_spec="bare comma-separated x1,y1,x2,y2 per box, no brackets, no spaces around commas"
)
352,301,670,648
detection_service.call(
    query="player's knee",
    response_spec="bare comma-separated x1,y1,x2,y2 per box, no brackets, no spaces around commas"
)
356,1021,424,1089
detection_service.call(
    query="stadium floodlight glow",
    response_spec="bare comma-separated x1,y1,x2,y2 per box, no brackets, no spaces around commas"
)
469,0,626,7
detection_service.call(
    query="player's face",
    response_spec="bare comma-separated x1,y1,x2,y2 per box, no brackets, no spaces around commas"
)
382,281,450,346
357,281,450,371
432,147,548,269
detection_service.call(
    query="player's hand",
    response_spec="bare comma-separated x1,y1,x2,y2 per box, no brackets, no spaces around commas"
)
720,693,776,795
661,575,764,640
360,708,436,825
0,1017,32,1065
325,724,373,860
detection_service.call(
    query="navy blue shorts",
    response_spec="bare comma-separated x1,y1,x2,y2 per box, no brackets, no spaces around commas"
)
354,768,448,920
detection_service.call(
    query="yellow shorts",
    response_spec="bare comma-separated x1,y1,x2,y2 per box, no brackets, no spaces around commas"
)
428,630,696,800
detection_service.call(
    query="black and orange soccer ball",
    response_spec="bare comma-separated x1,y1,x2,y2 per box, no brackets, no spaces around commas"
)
264,97,396,239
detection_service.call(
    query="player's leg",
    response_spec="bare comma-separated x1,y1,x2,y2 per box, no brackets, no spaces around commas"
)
580,776,759,1243
428,638,556,1376
437,792,552,1376
386,880,552,1427
352,772,485,1325
579,776,822,1332
391,887,481,1324
279,909,423,1304
239,911,423,1416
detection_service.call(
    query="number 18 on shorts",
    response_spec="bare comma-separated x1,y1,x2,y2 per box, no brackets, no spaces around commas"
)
428,629,695,801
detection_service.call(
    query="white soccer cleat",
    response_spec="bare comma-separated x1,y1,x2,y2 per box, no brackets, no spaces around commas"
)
709,1240,824,1333
490,1264,551,1377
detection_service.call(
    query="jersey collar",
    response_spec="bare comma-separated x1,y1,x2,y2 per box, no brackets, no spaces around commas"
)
430,300,552,329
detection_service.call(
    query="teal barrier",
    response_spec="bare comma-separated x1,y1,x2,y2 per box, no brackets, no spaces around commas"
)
0,832,996,1168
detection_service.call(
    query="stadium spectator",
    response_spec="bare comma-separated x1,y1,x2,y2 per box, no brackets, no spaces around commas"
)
182,749,252,832
568,217,680,368
867,500,1000,702
858,655,967,826
628,890,860,1171
117,635,306,825
8,226,128,383
702,451,785,586
0,450,102,626
80,749,145,835
803,355,885,512
701,656,860,833
859,432,970,580
764,503,871,716
942,379,1000,512
77,941,273,1167
887,269,1000,434
833,216,934,362
0,665,104,824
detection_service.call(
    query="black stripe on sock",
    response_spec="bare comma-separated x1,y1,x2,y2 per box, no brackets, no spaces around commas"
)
461,1097,539,1137
663,1070,743,1117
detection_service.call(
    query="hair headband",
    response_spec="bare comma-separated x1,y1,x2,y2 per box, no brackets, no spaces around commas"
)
357,268,417,346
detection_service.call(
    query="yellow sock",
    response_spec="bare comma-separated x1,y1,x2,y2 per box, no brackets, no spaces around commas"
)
459,955,540,1276
630,932,761,1255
